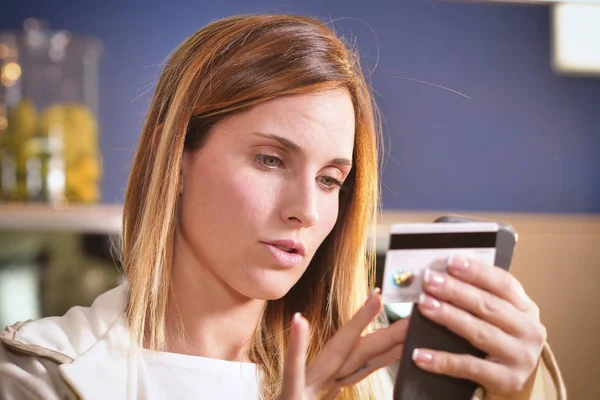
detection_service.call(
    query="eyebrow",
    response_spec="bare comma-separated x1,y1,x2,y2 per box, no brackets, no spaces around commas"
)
252,132,353,167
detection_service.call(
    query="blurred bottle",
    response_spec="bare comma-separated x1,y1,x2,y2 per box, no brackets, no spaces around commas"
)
0,18,103,205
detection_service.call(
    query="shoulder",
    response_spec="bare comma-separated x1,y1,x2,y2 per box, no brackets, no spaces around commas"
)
0,284,127,362
0,340,72,399
0,284,128,399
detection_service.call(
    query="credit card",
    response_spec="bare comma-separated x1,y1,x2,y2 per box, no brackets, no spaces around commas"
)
381,222,498,304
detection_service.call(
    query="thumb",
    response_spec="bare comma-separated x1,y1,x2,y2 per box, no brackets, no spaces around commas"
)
280,313,309,399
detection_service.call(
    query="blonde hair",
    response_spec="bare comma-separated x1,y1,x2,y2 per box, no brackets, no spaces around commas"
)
121,14,390,399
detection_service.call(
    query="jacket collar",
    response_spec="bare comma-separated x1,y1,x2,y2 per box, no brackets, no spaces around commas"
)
2,284,145,400
58,311,145,400
56,284,147,400
1,284,129,363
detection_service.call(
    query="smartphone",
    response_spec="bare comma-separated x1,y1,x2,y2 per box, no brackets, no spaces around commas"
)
385,215,518,400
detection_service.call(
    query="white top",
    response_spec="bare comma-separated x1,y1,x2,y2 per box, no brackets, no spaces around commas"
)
142,350,259,400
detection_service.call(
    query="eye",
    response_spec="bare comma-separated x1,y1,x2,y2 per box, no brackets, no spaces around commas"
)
256,154,283,169
318,176,343,191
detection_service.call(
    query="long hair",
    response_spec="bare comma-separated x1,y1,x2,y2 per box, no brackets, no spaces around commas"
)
121,14,389,399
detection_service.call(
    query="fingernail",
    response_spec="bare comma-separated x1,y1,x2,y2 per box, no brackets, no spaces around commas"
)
293,312,302,323
419,293,441,310
368,287,381,300
447,254,470,272
412,348,434,364
423,269,445,286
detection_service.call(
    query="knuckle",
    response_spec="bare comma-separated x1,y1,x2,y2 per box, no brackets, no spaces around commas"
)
435,353,465,377
432,352,447,373
520,348,540,370
506,278,519,295
469,261,486,280
437,354,451,372
534,323,547,344
439,302,459,324
455,355,476,378
477,293,500,317
539,324,548,342
446,354,477,380
471,325,493,347
517,371,530,390
437,302,450,320
510,280,527,301
501,373,525,394
524,321,547,345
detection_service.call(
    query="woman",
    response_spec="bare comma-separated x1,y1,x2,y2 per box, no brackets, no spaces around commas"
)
0,14,565,400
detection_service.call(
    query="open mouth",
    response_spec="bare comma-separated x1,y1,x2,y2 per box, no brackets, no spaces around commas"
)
273,244,297,254
263,241,304,267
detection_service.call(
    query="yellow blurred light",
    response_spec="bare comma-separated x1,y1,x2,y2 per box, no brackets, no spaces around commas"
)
0,75,16,87
0,44,9,59
0,116,7,130
2,62,21,81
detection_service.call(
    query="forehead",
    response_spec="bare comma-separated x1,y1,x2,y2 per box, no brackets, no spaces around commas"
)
257,89,354,129
216,89,356,155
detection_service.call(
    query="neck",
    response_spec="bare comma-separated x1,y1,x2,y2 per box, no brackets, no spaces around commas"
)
165,231,266,362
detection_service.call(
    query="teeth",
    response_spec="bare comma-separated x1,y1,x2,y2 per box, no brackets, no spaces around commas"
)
275,244,294,253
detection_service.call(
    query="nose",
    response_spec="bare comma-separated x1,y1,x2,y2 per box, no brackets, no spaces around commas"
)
280,176,319,228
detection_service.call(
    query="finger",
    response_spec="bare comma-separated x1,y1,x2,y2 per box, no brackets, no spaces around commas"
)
417,294,523,362
334,317,409,379
306,289,382,388
422,268,532,337
280,313,309,399
412,348,534,395
335,342,404,386
446,255,535,313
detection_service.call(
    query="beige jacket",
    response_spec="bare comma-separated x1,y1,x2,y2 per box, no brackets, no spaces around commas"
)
0,285,567,399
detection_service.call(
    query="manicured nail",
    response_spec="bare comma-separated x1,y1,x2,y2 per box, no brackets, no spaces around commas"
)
412,348,434,364
424,269,445,286
419,293,441,310
371,287,381,296
447,254,470,272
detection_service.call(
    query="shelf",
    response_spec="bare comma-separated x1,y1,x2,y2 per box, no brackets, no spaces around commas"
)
1,204,596,249
0,203,122,234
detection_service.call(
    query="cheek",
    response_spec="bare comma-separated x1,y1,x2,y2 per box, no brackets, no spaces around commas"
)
317,197,340,238
209,170,284,240
227,171,280,221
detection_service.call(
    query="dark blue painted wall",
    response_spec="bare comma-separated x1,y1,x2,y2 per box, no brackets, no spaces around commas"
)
2,0,599,212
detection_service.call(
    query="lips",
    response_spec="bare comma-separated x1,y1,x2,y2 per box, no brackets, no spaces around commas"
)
261,240,306,267
263,240,306,256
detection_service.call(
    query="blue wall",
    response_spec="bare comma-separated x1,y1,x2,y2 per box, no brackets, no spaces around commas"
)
2,0,599,213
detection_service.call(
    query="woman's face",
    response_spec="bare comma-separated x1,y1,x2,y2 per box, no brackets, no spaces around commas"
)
177,89,355,300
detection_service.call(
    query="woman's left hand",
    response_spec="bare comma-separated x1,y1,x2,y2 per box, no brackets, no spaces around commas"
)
415,255,547,400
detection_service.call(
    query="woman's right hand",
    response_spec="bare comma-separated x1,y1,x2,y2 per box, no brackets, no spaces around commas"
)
277,290,410,400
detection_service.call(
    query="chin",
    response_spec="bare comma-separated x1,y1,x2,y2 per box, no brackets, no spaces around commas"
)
242,283,292,301
236,271,298,301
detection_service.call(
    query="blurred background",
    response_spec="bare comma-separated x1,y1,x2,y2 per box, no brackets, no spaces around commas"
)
0,0,598,397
